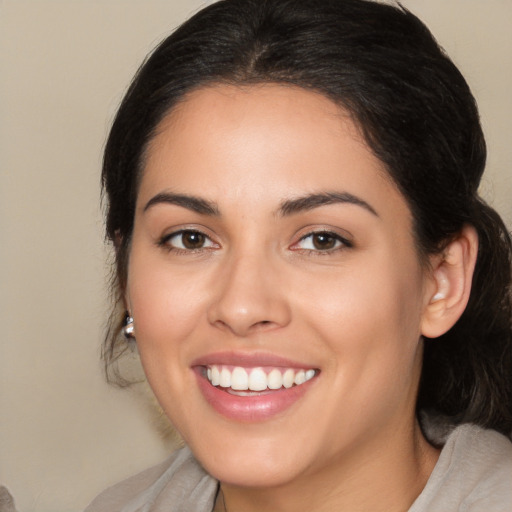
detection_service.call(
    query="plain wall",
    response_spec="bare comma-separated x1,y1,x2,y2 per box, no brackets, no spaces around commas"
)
0,1,510,511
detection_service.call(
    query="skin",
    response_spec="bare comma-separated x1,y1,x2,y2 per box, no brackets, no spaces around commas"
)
126,84,443,512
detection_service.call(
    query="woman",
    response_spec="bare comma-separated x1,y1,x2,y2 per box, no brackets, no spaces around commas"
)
86,0,512,510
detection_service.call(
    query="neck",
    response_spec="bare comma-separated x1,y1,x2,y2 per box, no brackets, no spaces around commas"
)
216,419,439,512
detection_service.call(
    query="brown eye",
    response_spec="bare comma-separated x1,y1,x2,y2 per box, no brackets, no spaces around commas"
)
293,231,352,252
182,231,206,249
312,233,337,250
164,230,215,251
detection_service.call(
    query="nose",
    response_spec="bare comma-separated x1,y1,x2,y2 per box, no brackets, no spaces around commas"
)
207,250,291,337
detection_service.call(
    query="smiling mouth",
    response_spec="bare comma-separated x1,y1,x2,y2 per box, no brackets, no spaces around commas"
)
203,365,318,395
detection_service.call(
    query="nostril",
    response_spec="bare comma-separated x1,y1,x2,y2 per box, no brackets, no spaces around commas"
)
251,320,275,332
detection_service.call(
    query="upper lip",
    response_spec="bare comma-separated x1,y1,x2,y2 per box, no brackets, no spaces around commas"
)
191,351,317,369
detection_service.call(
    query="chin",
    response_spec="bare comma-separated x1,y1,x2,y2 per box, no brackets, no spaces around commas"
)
177,420,309,487
202,450,303,488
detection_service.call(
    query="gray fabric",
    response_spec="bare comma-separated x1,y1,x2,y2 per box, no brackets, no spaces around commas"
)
84,447,218,512
84,424,512,512
409,424,512,512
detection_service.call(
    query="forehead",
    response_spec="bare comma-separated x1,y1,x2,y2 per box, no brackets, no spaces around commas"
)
140,84,408,223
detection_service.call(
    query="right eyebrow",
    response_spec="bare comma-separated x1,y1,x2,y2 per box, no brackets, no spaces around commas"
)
143,192,220,216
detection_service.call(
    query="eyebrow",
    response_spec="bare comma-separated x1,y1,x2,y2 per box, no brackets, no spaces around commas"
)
143,192,220,216
278,192,378,217
143,190,377,218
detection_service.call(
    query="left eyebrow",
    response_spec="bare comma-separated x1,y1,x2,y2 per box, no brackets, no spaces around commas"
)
278,192,378,217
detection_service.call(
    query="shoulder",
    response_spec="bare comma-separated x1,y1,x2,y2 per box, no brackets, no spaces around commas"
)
83,447,218,512
411,423,512,512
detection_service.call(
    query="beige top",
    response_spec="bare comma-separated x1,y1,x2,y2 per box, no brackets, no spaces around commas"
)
84,423,512,512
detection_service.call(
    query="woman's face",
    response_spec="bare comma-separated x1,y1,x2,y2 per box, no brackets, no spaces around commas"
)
127,84,434,487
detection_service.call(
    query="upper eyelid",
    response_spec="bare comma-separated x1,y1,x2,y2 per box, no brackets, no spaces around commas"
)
298,233,351,246
295,226,353,243
159,228,217,247
159,225,215,240
162,228,205,238
299,230,349,241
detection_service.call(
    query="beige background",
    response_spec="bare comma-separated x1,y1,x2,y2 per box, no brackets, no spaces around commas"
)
1,1,510,511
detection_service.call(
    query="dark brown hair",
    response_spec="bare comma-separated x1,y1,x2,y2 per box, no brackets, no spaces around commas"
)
101,0,512,434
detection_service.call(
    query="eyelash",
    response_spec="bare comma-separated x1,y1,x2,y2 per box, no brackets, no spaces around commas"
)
291,230,353,254
158,229,352,255
158,229,218,254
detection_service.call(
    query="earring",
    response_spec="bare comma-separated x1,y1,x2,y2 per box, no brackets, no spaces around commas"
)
123,314,135,339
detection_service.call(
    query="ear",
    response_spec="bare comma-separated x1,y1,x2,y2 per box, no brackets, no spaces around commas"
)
421,225,478,338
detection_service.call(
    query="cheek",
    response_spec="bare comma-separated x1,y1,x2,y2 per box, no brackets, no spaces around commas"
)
126,249,211,376
301,261,422,337
129,254,202,329
126,252,210,429
294,251,425,379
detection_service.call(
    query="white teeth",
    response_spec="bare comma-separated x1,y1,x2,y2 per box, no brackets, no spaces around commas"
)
219,367,231,388
211,366,220,386
282,369,295,388
267,368,283,389
206,364,316,391
248,368,268,391
294,370,306,385
231,367,249,390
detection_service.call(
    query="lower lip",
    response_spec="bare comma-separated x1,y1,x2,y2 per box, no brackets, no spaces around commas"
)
194,368,317,422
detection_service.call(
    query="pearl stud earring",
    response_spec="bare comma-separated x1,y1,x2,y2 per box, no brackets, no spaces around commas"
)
123,314,135,339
